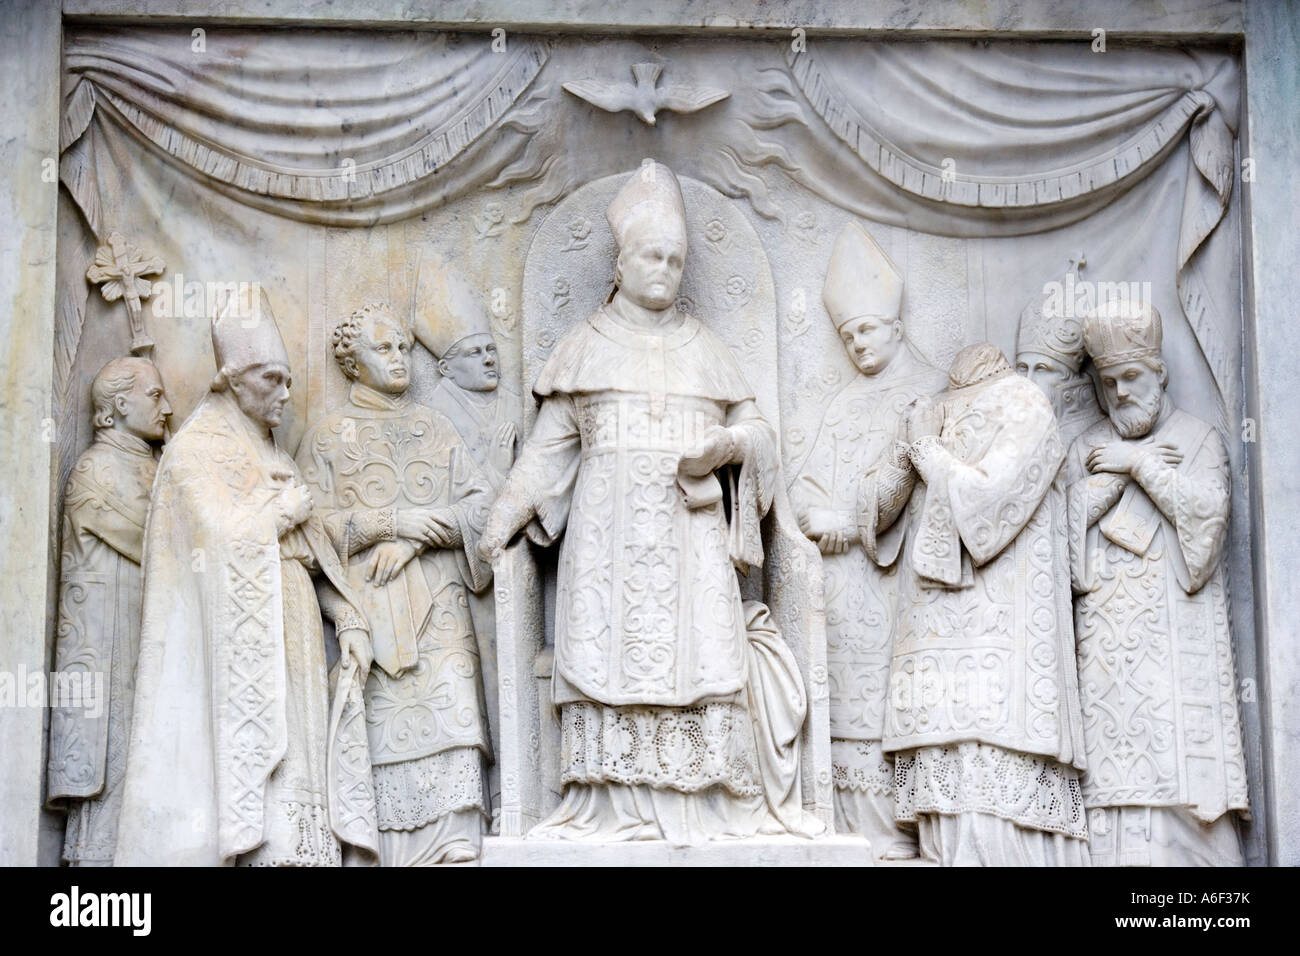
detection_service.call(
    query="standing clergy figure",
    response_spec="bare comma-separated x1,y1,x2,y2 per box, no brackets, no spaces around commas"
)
47,357,170,865
1068,301,1248,865
297,303,495,865
792,222,944,859
479,162,823,843
116,287,375,866
417,268,522,826
1015,259,1106,450
875,343,1090,865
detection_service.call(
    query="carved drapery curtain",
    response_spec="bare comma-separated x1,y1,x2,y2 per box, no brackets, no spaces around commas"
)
56,29,1241,471
735,41,1239,427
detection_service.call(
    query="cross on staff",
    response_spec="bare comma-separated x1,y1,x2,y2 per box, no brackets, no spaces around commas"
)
86,232,165,355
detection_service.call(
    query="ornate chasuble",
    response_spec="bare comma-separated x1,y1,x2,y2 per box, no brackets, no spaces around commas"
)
296,384,493,766
1066,407,1248,822
792,349,945,741
514,308,778,709
882,372,1087,770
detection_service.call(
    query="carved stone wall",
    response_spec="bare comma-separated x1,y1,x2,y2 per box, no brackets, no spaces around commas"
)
1,0,1295,867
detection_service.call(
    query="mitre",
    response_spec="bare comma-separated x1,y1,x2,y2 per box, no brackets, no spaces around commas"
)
822,221,903,331
413,257,492,358
1082,299,1163,370
606,161,687,249
211,284,289,372
1017,263,1087,372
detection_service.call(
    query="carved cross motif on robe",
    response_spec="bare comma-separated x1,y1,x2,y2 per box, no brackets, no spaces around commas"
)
86,232,165,355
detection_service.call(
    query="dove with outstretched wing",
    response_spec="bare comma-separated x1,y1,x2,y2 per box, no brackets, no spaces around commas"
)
563,62,730,126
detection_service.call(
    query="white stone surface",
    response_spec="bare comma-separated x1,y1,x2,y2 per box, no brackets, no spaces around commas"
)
0,0,61,868
480,834,877,867
1,0,1296,867
1242,0,1300,867
60,0,1244,37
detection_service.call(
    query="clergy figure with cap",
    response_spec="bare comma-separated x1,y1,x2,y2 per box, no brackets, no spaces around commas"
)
415,264,522,822
418,265,521,492
46,357,170,865
791,222,944,860
1067,300,1248,865
879,343,1090,865
1015,258,1106,449
296,302,495,865
116,286,376,866
479,161,823,842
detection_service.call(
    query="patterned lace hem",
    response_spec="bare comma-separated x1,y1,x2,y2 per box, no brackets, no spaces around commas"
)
894,742,1088,840
373,747,487,831
560,699,763,798
831,738,895,795
238,799,343,867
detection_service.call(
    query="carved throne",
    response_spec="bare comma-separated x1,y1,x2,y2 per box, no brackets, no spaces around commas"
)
490,173,833,843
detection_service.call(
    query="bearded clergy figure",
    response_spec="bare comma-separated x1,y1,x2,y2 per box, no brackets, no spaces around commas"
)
876,343,1089,866
479,162,823,843
296,303,495,865
1068,301,1248,866
1015,258,1106,449
117,287,374,866
46,357,170,865
792,222,944,859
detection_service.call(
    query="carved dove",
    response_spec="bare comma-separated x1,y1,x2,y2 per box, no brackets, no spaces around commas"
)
563,62,730,126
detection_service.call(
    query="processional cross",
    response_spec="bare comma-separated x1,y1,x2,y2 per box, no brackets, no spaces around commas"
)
86,232,165,355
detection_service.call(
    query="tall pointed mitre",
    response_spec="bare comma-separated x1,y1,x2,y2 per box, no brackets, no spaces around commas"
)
822,221,903,330
1017,257,1087,372
606,161,687,249
412,254,492,358
1082,299,1163,370
211,283,289,372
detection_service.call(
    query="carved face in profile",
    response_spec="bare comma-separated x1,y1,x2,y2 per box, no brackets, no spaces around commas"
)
439,332,499,392
351,316,412,395
1099,358,1165,438
840,315,902,375
1016,350,1075,408
616,230,686,311
114,362,171,441
229,363,292,430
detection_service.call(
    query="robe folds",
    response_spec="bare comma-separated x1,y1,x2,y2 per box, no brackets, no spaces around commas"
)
875,370,1090,850
1066,404,1248,838
792,348,944,855
428,376,521,818
46,429,157,865
491,307,820,839
116,390,374,866
296,383,494,849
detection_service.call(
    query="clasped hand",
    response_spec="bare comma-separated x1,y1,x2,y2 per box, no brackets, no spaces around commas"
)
1087,440,1182,475
396,507,461,548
